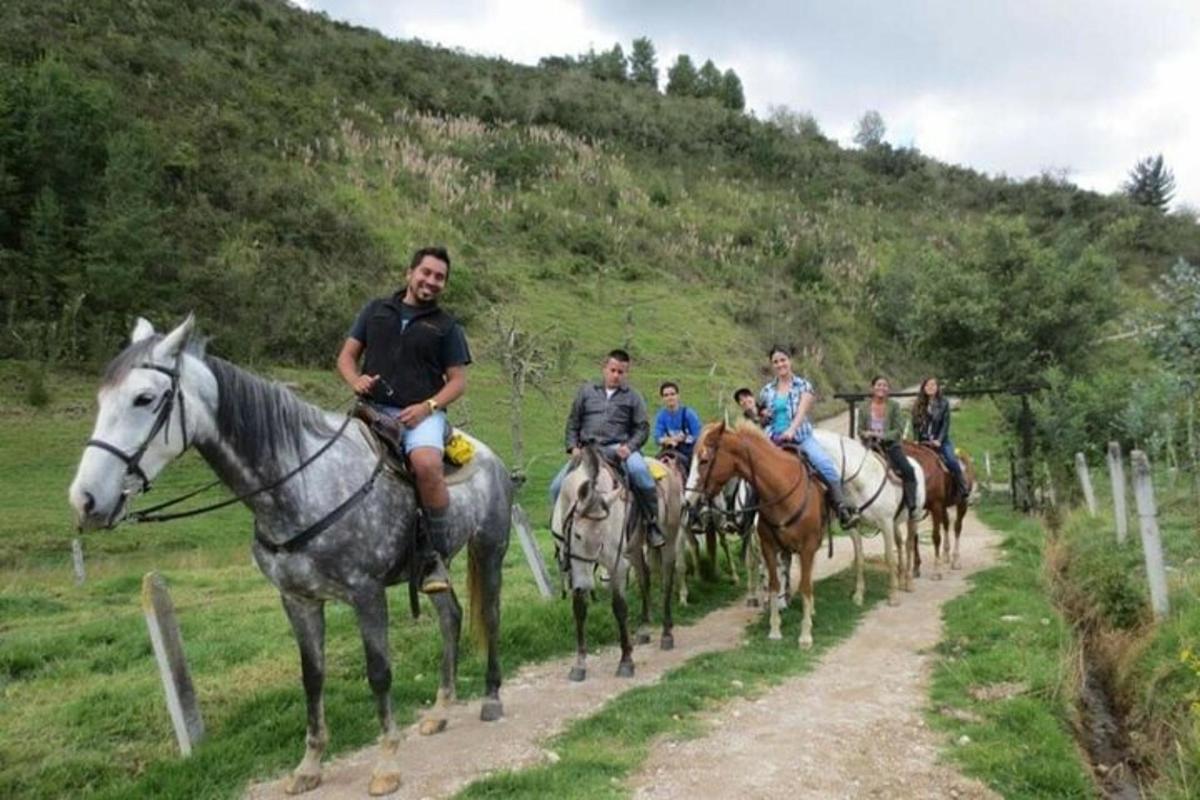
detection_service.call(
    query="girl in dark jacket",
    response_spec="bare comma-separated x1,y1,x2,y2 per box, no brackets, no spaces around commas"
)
912,376,968,499
857,375,919,518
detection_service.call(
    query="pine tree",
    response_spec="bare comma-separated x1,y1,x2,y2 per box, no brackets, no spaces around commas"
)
629,37,657,89
697,59,722,98
665,55,699,97
1124,154,1176,212
719,69,745,111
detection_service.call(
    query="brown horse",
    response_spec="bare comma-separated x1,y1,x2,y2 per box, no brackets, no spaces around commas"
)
693,421,828,648
902,442,976,579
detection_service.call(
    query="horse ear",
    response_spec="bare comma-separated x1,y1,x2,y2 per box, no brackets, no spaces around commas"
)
154,313,195,361
130,317,155,343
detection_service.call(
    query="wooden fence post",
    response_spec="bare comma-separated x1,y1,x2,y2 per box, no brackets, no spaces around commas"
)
141,572,204,755
511,504,554,599
71,538,86,585
984,451,993,485
1075,452,1097,516
1042,461,1058,508
1107,441,1129,544
1130,451,1170,619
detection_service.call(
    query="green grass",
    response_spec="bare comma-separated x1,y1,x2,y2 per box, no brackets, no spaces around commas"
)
925,501,1095,799
1054,469,1200,799
0,355,752,800
457,567,888,799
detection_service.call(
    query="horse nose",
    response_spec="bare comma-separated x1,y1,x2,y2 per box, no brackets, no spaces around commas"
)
82,491,96,515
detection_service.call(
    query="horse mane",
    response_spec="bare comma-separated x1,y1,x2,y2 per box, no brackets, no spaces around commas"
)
204,356,337,465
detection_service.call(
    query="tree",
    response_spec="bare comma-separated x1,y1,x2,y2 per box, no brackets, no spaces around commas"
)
665,54,699,97
853,109,886,148
719,69,745,111
587,43,627,83
1123,153,1176,212
767,105,823,138
629,37,658,89
697,59,722,98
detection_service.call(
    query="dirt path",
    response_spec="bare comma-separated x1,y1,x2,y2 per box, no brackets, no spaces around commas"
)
245,545,858,799
627,513,1002,800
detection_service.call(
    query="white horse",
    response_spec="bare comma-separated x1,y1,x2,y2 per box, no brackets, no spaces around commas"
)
812,429,925,605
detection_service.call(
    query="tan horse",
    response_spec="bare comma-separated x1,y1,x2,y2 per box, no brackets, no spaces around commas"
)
902,442,976,579
693,421,829,648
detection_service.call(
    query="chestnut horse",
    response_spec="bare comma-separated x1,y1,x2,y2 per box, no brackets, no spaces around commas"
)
693,421,828,648
902,442,976,578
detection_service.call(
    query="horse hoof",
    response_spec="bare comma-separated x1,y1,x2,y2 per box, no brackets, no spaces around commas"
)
768,630,783,641
798,637,813,650
284,772,322,795
887,595,900,607
480,698,504,722
932,572,943,581
368,771,402,796
616,661,635,678
636,632,652,646
852,593,864,607
952,559,962,570
746,597,760,608
660,634,674,651
568,666,586,682
418,717,447,736
912,567,921,578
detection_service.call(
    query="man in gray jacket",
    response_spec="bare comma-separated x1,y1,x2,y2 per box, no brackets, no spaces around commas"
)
549,349,665,547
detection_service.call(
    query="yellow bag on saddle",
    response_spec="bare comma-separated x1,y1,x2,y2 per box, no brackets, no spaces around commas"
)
444,431,475,466
647,458,669,481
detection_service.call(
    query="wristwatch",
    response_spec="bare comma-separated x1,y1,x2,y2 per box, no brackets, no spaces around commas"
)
426,398,439,413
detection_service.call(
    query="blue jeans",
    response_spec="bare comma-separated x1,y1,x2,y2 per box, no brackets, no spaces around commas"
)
938,438,966,489
798,435,840,487
550,447,654,507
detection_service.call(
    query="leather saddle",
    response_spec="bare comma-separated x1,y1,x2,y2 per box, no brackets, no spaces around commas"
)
353,402,476,486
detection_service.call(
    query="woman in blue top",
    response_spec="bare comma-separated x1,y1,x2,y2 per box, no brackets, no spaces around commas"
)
758,345,858,527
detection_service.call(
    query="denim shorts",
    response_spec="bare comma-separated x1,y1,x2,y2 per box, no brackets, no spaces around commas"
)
372,404,447,454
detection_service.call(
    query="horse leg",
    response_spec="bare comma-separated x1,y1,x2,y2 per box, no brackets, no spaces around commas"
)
280,594,328,795
759,528,783,640
911,510,922,579
720,531,739,586
797,539,819,650
881,511,900,606
418,588,462,736
632,543,653,646
660,531,676,650
349,589,403,796
952,502,966,569
903,514,917,591
851,527,865,606
613,564,636,676
705,525,718,579
473,542,504,722
675,526,690,608
935,505,951,580
744,532,761,607
569,588,589,681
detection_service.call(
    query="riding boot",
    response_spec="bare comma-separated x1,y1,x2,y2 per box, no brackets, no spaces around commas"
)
902,477,919,520
420,506,452,594
827,481,860,528
635,485,666,548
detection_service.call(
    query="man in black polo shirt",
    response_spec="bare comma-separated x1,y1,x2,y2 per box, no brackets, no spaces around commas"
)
336,246,471,593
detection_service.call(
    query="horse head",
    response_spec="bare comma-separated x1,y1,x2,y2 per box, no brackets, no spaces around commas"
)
68,315,211,531
558,445,624,592
693,421,739,499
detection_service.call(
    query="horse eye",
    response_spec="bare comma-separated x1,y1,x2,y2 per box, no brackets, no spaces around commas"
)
133,393,156,407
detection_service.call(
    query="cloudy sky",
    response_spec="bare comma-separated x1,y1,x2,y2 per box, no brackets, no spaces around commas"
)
292,0,1200,209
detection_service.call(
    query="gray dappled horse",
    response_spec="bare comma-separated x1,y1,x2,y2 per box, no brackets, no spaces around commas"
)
550,446,682,682
67,317,511,796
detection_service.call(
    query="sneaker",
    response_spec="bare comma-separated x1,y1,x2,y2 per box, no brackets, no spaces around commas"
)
420,553,451,594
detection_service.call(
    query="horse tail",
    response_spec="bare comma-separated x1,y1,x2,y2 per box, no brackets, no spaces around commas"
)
466,543,488,651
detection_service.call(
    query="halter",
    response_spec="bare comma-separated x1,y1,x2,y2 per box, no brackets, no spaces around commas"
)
695,428,811,530
552,455,633,588
85,359,187,495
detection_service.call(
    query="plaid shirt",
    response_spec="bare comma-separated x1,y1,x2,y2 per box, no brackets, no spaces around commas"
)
758,375,815,441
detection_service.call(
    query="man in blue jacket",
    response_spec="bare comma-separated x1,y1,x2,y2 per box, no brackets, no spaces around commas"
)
654,381,702,476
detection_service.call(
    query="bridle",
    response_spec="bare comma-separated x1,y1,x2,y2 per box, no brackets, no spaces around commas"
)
694,428,810,529
85,357,188,496
83,354,382,552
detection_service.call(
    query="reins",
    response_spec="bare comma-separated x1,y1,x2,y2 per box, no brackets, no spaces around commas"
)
93,356,387,553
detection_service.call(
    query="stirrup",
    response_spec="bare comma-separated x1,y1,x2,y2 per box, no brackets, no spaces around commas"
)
645,519,666,548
